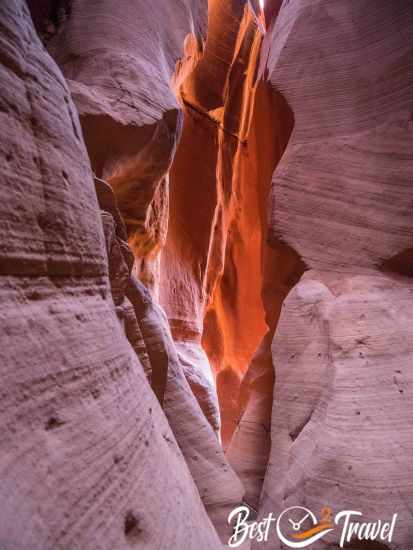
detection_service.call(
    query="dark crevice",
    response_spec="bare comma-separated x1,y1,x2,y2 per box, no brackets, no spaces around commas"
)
181,96,248,145
124,511,143,542
289,409,314,442
27,1,72,43
379,247,413,278
45,416,65,431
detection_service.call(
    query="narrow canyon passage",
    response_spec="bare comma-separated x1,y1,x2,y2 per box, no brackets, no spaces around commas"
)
1,1,413,550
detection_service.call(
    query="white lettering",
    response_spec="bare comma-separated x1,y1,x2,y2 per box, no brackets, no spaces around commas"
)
335,510,362,547
228,506,250,548
335,510,398,547
227,506,276,547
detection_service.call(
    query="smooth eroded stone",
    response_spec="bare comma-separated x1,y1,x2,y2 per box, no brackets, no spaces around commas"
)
264,0,413,272
256,270,413,549
0,3,222,548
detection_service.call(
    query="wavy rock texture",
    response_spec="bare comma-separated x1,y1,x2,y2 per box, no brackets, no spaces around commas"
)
34,0,228,438
255,1,413,548
224,81,303,508
28,0,244,542
95,179,244,539
34,0,208,292
157,1,303,511
126,276,244,539
258,271,413,549
3,0,413,548
264,0,413,273
160,0,269,446
0,2,223,549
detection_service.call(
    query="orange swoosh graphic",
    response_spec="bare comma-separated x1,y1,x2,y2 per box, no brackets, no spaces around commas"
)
292,522,333,540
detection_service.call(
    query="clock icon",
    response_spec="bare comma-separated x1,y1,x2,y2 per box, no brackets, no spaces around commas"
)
276,506,334,548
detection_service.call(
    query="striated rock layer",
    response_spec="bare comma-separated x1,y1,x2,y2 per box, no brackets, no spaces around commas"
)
3,0,413,548
35,0,227,437
95,178,243,540
28,0,245,540
0,2,224,549
37,0,209,293
225,80,303,509
263,0,413,273
255,1,413,548
259,270,413,548
161,0,271,447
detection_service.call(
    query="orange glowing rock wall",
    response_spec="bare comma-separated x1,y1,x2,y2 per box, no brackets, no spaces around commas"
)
254,2,413,548
162,0,271,445
0,2,229,548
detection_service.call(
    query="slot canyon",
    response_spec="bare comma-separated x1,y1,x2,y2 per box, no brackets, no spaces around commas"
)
0,1,412,549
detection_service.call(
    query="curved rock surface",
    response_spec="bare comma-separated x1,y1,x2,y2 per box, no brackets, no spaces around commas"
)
3,0,413,548
37,0,208,291
255,1,413,549
264,0,413,272
257,271,413,549
96,179,245,537
225,79,302,504
0,2,222,548
161,0,270,447
126,276,243,539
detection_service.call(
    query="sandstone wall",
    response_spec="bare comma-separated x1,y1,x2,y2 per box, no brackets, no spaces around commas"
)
27,0,246,540
39,0,208,293
0,2,225,548
2,0,412,548
161,0,270,446
255,1,413,548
